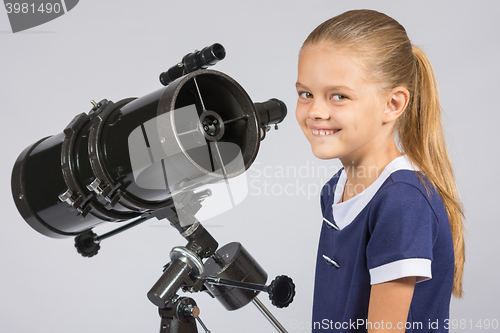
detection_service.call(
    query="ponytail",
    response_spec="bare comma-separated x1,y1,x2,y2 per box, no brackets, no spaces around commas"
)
398,46,465,297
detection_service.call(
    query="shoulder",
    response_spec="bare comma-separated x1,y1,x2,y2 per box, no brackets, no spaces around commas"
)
368,170,445,229
374,170,442,213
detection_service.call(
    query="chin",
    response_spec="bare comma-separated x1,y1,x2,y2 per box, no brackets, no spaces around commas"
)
311,147,338,160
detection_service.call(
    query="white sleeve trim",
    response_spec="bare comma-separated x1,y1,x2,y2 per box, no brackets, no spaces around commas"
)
369,258,432,285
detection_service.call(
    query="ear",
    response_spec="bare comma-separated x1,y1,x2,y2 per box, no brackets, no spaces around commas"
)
383,86,410,123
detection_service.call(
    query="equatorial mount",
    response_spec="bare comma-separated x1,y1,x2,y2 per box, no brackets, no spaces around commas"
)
147,209,295,333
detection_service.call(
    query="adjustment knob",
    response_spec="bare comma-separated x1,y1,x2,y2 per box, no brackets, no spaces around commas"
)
74,230,100,257
268,275,296,308
183,304,200,318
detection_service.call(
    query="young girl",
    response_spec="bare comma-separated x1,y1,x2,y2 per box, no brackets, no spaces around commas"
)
295,10,465,332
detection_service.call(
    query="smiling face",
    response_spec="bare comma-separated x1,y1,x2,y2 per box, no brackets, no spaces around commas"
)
296,42,398,164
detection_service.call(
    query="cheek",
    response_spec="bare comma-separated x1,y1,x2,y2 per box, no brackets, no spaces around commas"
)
331,108,351,130
357,106,381,131
342,105,376,132
295,103,307,126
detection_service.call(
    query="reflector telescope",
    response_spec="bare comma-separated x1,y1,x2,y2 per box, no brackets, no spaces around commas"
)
11,43,293,333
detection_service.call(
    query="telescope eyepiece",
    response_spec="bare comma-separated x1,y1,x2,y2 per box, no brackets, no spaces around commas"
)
184,43,226,72
160,43,226,86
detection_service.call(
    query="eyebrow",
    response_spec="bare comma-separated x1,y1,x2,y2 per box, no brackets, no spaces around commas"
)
295,82,355,92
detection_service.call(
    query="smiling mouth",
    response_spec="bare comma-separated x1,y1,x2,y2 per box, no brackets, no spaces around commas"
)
311,129,340,136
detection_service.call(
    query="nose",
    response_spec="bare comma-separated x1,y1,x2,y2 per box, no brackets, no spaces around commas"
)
307,101,330,120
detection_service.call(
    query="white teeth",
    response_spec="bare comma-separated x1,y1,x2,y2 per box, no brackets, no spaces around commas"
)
312,129,336,135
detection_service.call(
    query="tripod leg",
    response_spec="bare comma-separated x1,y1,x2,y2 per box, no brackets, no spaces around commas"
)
252,297,288,333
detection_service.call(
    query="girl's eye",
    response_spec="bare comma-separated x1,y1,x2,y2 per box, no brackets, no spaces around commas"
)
299,91,313,99
331,94,348,101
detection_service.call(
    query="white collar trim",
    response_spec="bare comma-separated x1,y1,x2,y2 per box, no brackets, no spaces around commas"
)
332,155,418,230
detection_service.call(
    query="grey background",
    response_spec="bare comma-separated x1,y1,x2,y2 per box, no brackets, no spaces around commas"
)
1,0,498,332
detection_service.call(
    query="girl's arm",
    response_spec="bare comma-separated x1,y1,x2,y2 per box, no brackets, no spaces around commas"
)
367,276,416,333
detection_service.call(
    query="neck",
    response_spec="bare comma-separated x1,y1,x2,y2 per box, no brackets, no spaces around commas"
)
339,142,402,202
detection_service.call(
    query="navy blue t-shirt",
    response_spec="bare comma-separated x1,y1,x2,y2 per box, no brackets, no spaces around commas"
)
312,156,454,332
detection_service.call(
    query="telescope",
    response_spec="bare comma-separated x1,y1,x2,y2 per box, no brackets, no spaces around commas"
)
11,43,294,333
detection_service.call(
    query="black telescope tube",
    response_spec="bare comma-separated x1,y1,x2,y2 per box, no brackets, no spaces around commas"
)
12,69,270,239
159,43,226,86
254,98,287,127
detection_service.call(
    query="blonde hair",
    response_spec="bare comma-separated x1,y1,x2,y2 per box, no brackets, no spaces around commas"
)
303,9,465,297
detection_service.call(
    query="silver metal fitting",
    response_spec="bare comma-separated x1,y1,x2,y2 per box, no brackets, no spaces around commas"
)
58,189,75,206
87,178,104,196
